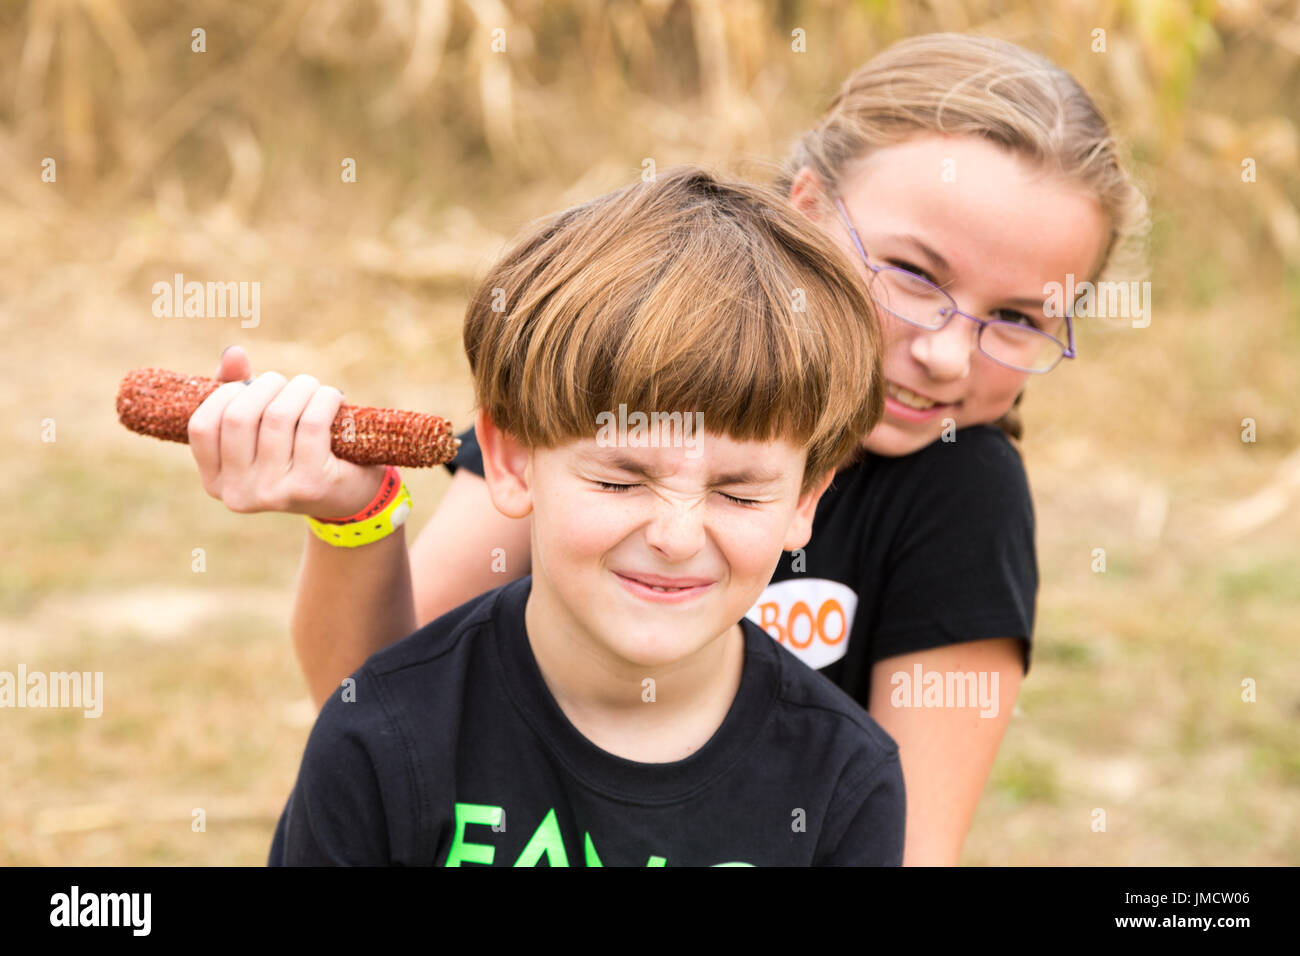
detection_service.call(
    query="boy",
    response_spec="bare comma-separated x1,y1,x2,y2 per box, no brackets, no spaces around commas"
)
270,167,902,866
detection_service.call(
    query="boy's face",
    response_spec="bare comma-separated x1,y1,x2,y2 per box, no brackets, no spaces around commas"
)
478,412,832,670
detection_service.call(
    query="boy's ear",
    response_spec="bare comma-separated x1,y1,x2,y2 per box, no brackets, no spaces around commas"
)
783,468,836,552
788,166,829,223
474,409,534,519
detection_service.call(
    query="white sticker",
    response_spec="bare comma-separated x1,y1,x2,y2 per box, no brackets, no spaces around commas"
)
745,579,857,670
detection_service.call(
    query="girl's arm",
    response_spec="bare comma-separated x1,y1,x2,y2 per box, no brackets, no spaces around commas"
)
289,523,416,711
190,346,531,710
291,469,532,709
867,637,1024,866
407,469,532,628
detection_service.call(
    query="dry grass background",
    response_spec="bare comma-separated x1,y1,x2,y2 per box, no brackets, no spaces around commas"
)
1,0,1297,865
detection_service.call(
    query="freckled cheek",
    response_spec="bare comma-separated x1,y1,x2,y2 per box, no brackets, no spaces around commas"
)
713,509,792,582
535,493,626,566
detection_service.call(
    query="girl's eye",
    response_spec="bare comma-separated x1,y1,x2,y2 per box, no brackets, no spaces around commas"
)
888,260,938,285
992,309,1042,330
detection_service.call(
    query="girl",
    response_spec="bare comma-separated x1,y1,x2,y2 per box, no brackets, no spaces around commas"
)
189,33,1146,864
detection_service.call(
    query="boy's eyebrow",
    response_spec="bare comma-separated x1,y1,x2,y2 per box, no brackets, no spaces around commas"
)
710,467,787,486
589,452,786,486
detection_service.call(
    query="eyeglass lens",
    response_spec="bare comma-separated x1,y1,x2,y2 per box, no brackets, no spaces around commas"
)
869,267,1065,372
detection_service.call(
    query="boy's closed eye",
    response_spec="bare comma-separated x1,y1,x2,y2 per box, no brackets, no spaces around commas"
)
592,480,762,508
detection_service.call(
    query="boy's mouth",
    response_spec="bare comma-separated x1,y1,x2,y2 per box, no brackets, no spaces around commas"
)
613,571,715,603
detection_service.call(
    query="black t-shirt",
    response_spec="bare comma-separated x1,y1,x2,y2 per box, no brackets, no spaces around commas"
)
269,576,905,866
447,424,1036,709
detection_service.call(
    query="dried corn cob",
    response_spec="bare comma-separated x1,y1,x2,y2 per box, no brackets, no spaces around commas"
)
116,368,460,468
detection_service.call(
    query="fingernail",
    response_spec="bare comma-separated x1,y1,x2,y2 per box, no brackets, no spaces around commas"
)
221,345,234,358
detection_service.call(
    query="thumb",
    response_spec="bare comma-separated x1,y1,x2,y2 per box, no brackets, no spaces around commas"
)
216,345,253,383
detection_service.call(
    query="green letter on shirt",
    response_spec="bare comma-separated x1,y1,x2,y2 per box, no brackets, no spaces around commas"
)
584,832,603,867
445,803,503,866
514,808,569,866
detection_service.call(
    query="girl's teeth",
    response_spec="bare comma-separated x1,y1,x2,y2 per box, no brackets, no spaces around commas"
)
888,383,938,410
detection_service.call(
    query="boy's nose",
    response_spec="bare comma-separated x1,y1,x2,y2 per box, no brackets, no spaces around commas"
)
642,498,707,562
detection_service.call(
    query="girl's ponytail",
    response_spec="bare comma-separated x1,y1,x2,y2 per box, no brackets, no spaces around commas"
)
992,389,1025,443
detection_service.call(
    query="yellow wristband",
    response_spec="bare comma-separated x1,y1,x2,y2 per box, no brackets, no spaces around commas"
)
305,483,413,548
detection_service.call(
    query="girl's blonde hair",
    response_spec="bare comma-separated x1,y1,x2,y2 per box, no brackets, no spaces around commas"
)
777,32,1149,442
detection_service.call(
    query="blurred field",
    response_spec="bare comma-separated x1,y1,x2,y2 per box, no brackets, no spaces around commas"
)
1,0,1298,865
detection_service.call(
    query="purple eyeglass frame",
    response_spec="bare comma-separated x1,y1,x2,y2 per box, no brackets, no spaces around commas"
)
832,196,1077,374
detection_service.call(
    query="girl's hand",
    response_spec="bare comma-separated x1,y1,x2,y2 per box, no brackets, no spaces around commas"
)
187,345,387,519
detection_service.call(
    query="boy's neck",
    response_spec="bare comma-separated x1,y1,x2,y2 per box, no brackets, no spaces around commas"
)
522,578,745,764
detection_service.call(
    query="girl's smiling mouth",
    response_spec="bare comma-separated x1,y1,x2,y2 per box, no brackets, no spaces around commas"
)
884,380,959,420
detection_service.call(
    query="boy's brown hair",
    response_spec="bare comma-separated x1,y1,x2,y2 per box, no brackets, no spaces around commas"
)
463,166,884,493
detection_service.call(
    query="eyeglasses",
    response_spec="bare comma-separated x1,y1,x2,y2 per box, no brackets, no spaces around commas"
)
832,197,1076,374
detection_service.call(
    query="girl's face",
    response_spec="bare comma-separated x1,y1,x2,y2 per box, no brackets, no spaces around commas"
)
794,134,1108,457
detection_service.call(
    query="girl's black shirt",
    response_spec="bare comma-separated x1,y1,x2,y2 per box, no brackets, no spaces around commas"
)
446,424,1036,710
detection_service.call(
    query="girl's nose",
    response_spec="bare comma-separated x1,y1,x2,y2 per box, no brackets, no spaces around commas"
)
910,312,975,379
